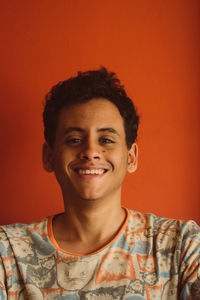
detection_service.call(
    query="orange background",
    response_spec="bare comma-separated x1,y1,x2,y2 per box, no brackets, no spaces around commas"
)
0,1,199,225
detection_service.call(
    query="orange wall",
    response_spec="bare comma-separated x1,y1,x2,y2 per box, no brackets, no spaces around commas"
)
0,0,199,225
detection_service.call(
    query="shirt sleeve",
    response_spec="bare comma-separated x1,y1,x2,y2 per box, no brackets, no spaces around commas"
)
178,220,200,299
0,227,8,299
0,255,7,299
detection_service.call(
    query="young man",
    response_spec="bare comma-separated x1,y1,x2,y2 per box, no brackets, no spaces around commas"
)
0,68,200,299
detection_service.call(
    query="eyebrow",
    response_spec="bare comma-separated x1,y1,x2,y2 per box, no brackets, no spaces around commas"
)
64,127,85,135
97,128,120,136
64,127,120,136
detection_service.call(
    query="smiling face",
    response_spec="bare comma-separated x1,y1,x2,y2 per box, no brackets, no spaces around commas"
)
43,98,138,204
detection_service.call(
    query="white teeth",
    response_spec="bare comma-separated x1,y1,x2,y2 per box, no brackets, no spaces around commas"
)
78,169,104,175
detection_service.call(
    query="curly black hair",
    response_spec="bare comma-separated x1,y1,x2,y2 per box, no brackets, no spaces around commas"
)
43,67,139,149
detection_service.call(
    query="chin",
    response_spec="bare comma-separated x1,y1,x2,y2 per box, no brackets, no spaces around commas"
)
79,194,101,201
78,191,103,202
80,197,98,202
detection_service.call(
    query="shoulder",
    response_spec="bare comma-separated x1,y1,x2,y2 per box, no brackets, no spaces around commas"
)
0,217,49,236
0,217,49,253
127,208,200,237
127,209,200,255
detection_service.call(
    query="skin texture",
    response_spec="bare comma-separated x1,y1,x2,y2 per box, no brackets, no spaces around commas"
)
43,98,138,254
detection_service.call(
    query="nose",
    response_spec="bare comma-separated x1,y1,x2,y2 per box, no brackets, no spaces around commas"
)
78,139,102,161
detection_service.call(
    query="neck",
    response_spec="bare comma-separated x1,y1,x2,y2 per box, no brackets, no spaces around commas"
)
52,196,127,254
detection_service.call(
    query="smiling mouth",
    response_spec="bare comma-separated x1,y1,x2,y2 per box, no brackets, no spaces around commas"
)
74,169,108,175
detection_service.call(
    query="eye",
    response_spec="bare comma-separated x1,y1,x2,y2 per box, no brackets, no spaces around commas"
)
65,138,82,145
100,138,115,144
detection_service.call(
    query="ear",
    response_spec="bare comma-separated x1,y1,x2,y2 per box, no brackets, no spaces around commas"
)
127,143,138,173
42,142,54,172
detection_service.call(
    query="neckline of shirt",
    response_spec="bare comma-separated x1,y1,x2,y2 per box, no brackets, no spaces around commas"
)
47,207,130,256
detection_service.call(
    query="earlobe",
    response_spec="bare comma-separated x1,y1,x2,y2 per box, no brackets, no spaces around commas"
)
127,143,138,173
42,143,54,172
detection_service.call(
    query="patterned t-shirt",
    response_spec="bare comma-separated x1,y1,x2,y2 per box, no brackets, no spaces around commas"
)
0,209,200,299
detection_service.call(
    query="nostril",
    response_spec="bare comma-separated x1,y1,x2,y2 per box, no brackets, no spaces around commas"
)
79,149,102,160
82,155,89,159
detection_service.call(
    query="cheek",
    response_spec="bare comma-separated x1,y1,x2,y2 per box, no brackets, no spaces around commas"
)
53,149,70,169
109,151,128,178
52,154,70,181
113,150,128,169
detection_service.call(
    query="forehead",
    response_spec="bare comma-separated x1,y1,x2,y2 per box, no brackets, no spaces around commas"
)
57,98,125,132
